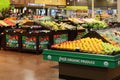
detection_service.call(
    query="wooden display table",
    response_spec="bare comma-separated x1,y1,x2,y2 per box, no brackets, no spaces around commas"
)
59,63,120,80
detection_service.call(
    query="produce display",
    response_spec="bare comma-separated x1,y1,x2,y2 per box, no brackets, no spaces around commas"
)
67,18,108,29
0,19,16,26
22,36,37,50
81,19,108,29
6,35,19,47
18,20,33,26
40,21,77,30
59,22,84,30
4,20,16,26
39,36,49,49
0,20,9,26
1,16,114,56
112,28,120,35
18,20,50,30
4,17,17,20
33,16,53,21
68,18,85,24
51,37,120,55
40,21,65,30
97,29,120,46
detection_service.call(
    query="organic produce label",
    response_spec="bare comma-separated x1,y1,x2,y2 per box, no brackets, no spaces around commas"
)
6,35,19,47
22,36,36,50
58,57,95,65
39,36,49,49
46,55,114,68
118,61,120,66
54,34,68,44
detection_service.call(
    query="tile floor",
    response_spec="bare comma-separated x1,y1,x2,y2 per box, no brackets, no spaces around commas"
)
0,50,62,80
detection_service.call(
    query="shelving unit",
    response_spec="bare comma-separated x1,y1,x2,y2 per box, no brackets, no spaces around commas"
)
43,49,120,80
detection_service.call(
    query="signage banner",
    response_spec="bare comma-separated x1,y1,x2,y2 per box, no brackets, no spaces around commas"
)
6,35,19,48
22,36,36,50
39,36,49,49
54,34,68,44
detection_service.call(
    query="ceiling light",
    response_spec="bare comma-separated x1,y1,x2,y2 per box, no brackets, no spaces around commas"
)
67,2,70,4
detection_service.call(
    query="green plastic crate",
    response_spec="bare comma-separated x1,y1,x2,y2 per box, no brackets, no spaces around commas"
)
43,49,120,68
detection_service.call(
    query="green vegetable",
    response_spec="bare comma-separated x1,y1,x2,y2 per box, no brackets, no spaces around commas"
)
81,20,108,29
0,0,10,12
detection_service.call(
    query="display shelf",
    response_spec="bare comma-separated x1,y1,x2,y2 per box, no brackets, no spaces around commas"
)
59,63,120,80
2,29,22,51
1,20,85,53
49,29,85,46
21,32,39,53
21,30,51,53
2,29,51,54
43,49,120,80
43,49,120,68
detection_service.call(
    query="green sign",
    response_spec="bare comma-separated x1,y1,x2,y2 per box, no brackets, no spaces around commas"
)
43,49,120,68
6,35,19,47
22,36,36,50
54,34,68,44
39,36,49,49
76,32,87,40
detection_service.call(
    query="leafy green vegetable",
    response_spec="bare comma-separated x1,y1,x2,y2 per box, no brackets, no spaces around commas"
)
0,0,10,12
81,21,108,29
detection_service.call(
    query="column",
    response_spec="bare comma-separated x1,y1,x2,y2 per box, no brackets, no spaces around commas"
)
117,0,120,22
92,0,94,19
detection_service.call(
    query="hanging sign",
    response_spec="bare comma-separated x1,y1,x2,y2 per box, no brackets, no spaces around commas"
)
28,3,45,7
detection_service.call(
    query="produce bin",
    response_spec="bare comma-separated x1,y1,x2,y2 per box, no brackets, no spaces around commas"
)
2,29,23,50
43,49,120,68
19,21,51,53
43,49,120,80
38,31,50,50
21,30,50,53
21,31,39,53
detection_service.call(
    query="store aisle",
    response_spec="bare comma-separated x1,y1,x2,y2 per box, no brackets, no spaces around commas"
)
0,50,61,80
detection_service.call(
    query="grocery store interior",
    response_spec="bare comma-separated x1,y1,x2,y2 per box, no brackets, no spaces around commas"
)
0,0,120,80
